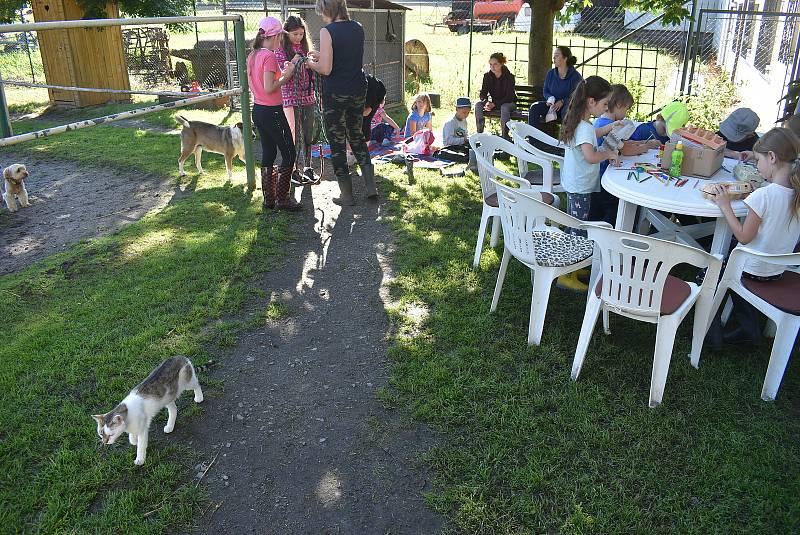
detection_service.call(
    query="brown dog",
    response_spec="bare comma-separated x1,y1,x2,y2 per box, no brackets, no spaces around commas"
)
176,115,246,180
3,164,30,213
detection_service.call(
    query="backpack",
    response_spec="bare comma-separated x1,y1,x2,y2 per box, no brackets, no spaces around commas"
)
403,128,435,155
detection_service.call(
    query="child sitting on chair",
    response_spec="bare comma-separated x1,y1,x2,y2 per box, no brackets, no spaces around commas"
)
590,85,664,224
718,107,761,162
705,127,800,348
627,100,689,145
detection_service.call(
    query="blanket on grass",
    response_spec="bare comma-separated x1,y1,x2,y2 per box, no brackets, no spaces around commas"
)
310,133,453,169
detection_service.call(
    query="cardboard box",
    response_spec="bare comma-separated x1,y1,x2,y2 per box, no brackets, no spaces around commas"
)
661,141,725,178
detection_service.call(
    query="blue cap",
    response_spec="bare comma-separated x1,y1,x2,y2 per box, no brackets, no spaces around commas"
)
456,96,471,108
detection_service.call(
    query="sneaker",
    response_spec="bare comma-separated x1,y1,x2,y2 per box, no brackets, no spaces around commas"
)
290,169,305,186
300,167,320,185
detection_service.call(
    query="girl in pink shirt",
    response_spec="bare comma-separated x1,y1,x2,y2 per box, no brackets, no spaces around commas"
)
247,16,300,211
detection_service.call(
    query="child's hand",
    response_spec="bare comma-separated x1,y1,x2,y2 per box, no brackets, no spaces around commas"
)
608,152,622,167
484,102,495,111
710,184,732,208
283,61,295,77
740,150,754,162
646,139,661,149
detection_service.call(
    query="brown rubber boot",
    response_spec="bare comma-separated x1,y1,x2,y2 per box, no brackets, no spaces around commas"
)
276,166,302,211
261,167,275,209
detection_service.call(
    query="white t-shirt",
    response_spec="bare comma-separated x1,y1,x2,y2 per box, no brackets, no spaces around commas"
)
740,183,800,277
563,120,601,194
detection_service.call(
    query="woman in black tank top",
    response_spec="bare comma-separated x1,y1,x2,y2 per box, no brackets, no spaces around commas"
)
307,0,376,205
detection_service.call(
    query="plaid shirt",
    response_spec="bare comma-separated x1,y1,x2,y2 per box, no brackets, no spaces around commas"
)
274,44,316,108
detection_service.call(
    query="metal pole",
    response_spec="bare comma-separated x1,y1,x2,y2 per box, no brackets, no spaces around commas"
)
467,0,474,96
0,15,244,33
222,0,232,95
1,79,221,96
193,0,200,47
687,9,705,96
234,19,256,190
680,0,701,94
0,89,240,147
0,73,12,138
372,0,377,75
19,8,36,83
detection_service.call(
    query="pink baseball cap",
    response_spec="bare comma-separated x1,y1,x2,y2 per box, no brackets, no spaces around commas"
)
258,17,285,37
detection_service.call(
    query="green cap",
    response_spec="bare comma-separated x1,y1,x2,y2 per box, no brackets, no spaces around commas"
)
660,101,689,135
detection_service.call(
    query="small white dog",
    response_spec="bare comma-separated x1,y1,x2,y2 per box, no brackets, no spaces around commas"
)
3,164,30,212
176,115,246,180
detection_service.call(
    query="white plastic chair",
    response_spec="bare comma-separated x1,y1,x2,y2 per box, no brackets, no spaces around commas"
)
571,226,722,407
507,120,565,194
469,133,560,268
701,247,800,401
491,179,608,345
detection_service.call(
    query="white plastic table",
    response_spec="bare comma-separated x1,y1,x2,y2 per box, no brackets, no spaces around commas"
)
601,150,750,256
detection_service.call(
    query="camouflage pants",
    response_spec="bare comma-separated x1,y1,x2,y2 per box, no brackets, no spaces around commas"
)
323,93,370,180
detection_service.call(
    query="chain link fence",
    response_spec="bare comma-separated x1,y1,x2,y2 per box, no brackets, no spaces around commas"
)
0,14,245,113
3,1,797,130
400,0,799,127
685,4,800,126
399,2,695,119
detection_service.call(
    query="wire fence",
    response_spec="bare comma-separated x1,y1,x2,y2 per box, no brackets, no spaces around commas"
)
0,14,245,111
685,6,800,125
2,1,798,130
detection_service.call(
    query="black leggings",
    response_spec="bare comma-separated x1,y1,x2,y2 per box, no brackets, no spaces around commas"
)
253,104,296,170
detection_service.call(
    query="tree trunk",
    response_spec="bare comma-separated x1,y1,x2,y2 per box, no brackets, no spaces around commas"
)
527,0,557,87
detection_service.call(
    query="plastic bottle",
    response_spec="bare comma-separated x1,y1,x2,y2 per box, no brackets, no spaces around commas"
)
670,141,684,178
658,144,665,160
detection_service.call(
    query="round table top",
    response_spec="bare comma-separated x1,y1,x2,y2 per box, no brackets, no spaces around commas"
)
601,150,750,218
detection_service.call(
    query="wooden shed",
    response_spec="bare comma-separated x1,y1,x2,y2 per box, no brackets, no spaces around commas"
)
300,0,408,107
32,0,131,108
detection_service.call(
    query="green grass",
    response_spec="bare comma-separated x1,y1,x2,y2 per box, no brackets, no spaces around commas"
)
379,163,800,533
0,117,294,533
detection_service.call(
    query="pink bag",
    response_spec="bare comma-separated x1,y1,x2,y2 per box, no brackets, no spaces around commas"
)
403,128,435,155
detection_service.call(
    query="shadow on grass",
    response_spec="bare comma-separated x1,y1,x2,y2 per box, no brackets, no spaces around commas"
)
379,164,800,534
0,179,292,533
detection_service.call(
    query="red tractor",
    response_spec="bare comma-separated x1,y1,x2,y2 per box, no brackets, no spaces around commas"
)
444,0,522,33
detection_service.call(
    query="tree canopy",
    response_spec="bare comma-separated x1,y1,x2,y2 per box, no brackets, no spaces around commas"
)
0,0,196,23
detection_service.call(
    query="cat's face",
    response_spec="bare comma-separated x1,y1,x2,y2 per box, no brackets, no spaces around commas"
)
92,410,127,445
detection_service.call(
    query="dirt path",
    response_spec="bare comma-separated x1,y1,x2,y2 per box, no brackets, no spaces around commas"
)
176,173,444,534
1,140,444,531
0,149,178,275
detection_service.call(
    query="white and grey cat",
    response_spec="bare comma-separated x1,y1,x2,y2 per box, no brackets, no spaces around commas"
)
92,355,204,466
